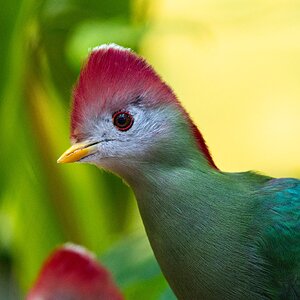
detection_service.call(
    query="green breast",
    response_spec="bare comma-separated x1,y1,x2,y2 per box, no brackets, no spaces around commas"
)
132,168,271,299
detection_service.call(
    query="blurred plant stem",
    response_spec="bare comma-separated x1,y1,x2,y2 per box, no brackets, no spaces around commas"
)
25,44,84,242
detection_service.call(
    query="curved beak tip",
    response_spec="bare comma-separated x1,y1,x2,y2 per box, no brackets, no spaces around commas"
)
57,142,95,164
57,154,69,164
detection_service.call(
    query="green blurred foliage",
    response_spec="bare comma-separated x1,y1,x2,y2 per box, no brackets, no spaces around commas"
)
101,234,175,300
0,0,173,298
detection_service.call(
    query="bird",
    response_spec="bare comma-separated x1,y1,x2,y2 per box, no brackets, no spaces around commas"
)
27,243,123,300
57,43,300,299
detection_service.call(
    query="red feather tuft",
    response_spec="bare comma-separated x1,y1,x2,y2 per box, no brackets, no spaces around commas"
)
27,243,123,300
187,119,218,169
71,44,174,137
71,44,217,169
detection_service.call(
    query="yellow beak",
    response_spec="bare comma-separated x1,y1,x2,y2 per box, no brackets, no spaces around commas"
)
57,141,98,164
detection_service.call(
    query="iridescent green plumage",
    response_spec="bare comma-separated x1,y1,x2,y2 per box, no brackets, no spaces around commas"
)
256,178,300,299
128,151,300,299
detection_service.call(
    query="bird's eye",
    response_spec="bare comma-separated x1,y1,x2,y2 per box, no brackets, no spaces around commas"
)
112,111,134,131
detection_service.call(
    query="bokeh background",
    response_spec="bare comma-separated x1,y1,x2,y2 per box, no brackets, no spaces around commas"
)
1,0,300,298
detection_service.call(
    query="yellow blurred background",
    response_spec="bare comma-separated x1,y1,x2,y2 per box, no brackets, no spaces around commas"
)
1,0,299,298
142,0,300,177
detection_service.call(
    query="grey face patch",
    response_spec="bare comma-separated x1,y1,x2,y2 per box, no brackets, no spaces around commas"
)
76,104,181,170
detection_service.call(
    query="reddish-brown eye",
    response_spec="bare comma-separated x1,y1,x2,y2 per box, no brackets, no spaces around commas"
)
112,111,134,131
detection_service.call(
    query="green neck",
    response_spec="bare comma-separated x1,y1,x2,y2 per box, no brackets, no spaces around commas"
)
120,125,226,297
114,122,270,298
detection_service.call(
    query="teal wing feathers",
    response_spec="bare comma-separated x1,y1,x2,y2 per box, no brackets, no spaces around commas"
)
257,178,300,299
